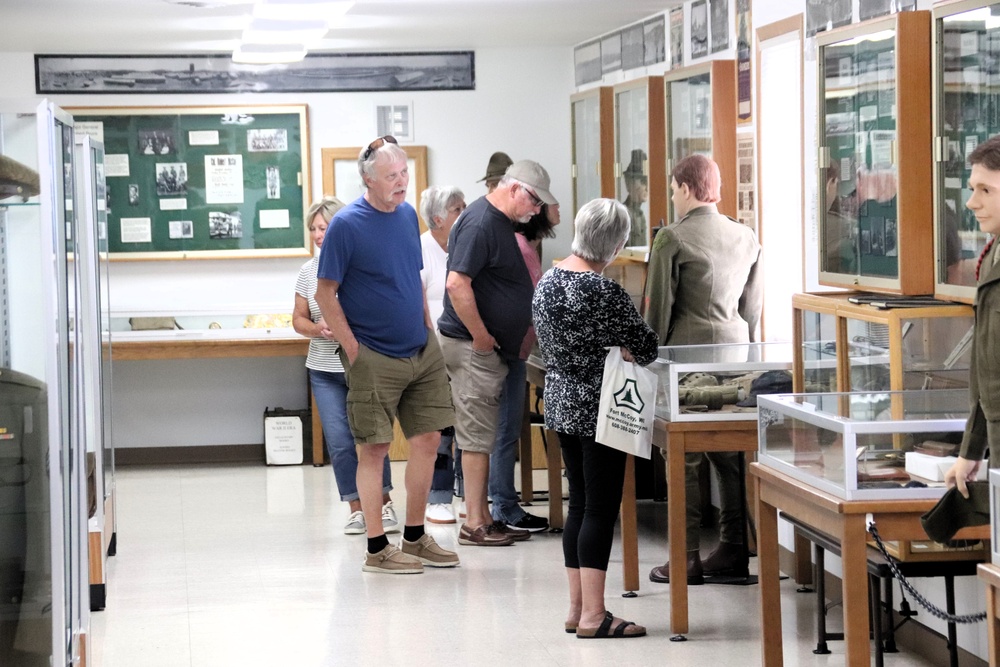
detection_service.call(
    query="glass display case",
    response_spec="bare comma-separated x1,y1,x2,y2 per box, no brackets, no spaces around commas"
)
613,76,666,249
933,0,999,303
0,101,85,667
110,310,298,337
792,292,974,395
664,60,738,220
74,134,115,611
649,342,793,422
570,87,614,217
816,11,934,295
758,389,970,501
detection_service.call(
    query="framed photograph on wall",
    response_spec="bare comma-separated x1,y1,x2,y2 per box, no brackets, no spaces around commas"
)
601,32,623,74
68,104,311,260
622,24,645,71
691,0,710,60
574,41,603,86
646,15,668,66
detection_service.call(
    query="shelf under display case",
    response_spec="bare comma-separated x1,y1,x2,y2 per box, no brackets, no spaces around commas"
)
650,342,793,422
816,11,934,295
757,389,970,501
933,0,999,303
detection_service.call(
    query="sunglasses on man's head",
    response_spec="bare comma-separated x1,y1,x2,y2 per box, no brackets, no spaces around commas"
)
362,135,398,161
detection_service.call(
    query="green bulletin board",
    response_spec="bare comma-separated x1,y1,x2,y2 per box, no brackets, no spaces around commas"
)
70,105,311,260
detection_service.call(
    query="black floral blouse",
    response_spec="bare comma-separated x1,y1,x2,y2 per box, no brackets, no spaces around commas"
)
532,267,658,436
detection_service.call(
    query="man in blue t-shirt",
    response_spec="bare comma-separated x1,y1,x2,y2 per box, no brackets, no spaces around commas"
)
316,136,457,574
438,160,558,546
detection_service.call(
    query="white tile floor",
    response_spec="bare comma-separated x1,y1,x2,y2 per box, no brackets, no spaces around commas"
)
90,462,944,667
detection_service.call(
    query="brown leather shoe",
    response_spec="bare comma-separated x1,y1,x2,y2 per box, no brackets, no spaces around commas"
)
702,541,749,577
458,522,514,546
648,550,704,585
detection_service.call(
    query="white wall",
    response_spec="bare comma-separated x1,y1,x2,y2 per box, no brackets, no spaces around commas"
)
0,47,576,448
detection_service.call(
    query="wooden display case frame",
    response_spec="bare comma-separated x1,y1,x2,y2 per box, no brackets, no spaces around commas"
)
663,60,738,220
931,0,997,304
570,87,615,216
791,291,973,394
815,11,933,295
612,76,666,243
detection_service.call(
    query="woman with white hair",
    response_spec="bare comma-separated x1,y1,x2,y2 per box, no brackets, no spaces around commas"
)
419,185,466,524
532,198,658,639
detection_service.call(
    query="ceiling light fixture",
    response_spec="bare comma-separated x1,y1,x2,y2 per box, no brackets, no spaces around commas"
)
232,42,308,64
242,18,330,45
232,0,353,63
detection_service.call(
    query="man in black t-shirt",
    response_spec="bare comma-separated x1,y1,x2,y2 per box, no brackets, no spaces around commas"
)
438,160,557,546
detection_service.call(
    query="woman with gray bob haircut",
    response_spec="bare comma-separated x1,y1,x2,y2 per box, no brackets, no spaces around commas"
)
570,198,631,264
420,185,465,230
532,197,657,639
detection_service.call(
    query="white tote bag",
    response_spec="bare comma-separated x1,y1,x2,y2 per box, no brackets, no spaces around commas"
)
594,346,657,459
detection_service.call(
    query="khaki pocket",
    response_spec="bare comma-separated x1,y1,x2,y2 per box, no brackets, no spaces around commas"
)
345,390,379,440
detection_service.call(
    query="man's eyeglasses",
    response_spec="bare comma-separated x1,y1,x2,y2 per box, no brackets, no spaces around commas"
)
362,135,398,161
522,185,544,208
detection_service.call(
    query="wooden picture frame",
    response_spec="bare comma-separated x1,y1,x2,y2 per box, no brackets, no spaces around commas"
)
68,104,311,260
320,145,429,231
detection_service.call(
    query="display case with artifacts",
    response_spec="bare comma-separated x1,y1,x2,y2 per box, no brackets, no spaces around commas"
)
816,11,934,294
570,87,614,217
792,292,974,395
73,134,117,610
0,101,88,667
663,60,738,221
613,77,666,250
757,389,970,502
649,342,793,422
932,0,1000,303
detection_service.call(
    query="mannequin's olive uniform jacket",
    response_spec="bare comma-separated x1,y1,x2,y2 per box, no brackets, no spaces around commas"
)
959,239,1000,462
643,205,763,346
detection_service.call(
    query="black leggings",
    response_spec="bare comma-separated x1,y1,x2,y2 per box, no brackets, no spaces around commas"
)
558,432,627,571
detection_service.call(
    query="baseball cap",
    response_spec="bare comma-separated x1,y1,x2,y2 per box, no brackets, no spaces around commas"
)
505,160,558,206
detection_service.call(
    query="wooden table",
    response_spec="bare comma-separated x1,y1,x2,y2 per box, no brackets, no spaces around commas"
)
617,418,759,633
109,333,321,460
753,462,989,666
979,563,1000,667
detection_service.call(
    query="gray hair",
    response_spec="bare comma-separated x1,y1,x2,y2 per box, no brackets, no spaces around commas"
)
420,185,464,229
571,198,631,263
358,141,408,182
305,195,346,227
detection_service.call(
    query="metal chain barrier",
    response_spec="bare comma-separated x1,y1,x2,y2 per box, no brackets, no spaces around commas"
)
868,520,986,624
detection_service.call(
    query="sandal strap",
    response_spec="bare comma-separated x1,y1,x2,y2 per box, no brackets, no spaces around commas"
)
595,611,614,637
612,621,635,637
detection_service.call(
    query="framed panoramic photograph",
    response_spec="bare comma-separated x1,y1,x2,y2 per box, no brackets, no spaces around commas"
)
38,52,475,95
67,104,311,260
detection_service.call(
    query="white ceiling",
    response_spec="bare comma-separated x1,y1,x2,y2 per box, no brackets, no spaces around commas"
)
0,0,679,53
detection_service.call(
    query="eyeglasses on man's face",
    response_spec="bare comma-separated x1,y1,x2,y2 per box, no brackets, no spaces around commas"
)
522,185,544,209
362,135,398,161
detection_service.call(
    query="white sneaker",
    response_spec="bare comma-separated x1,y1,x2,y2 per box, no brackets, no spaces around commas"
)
382,501,400,534
425,503,457,524
344,510,366,535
